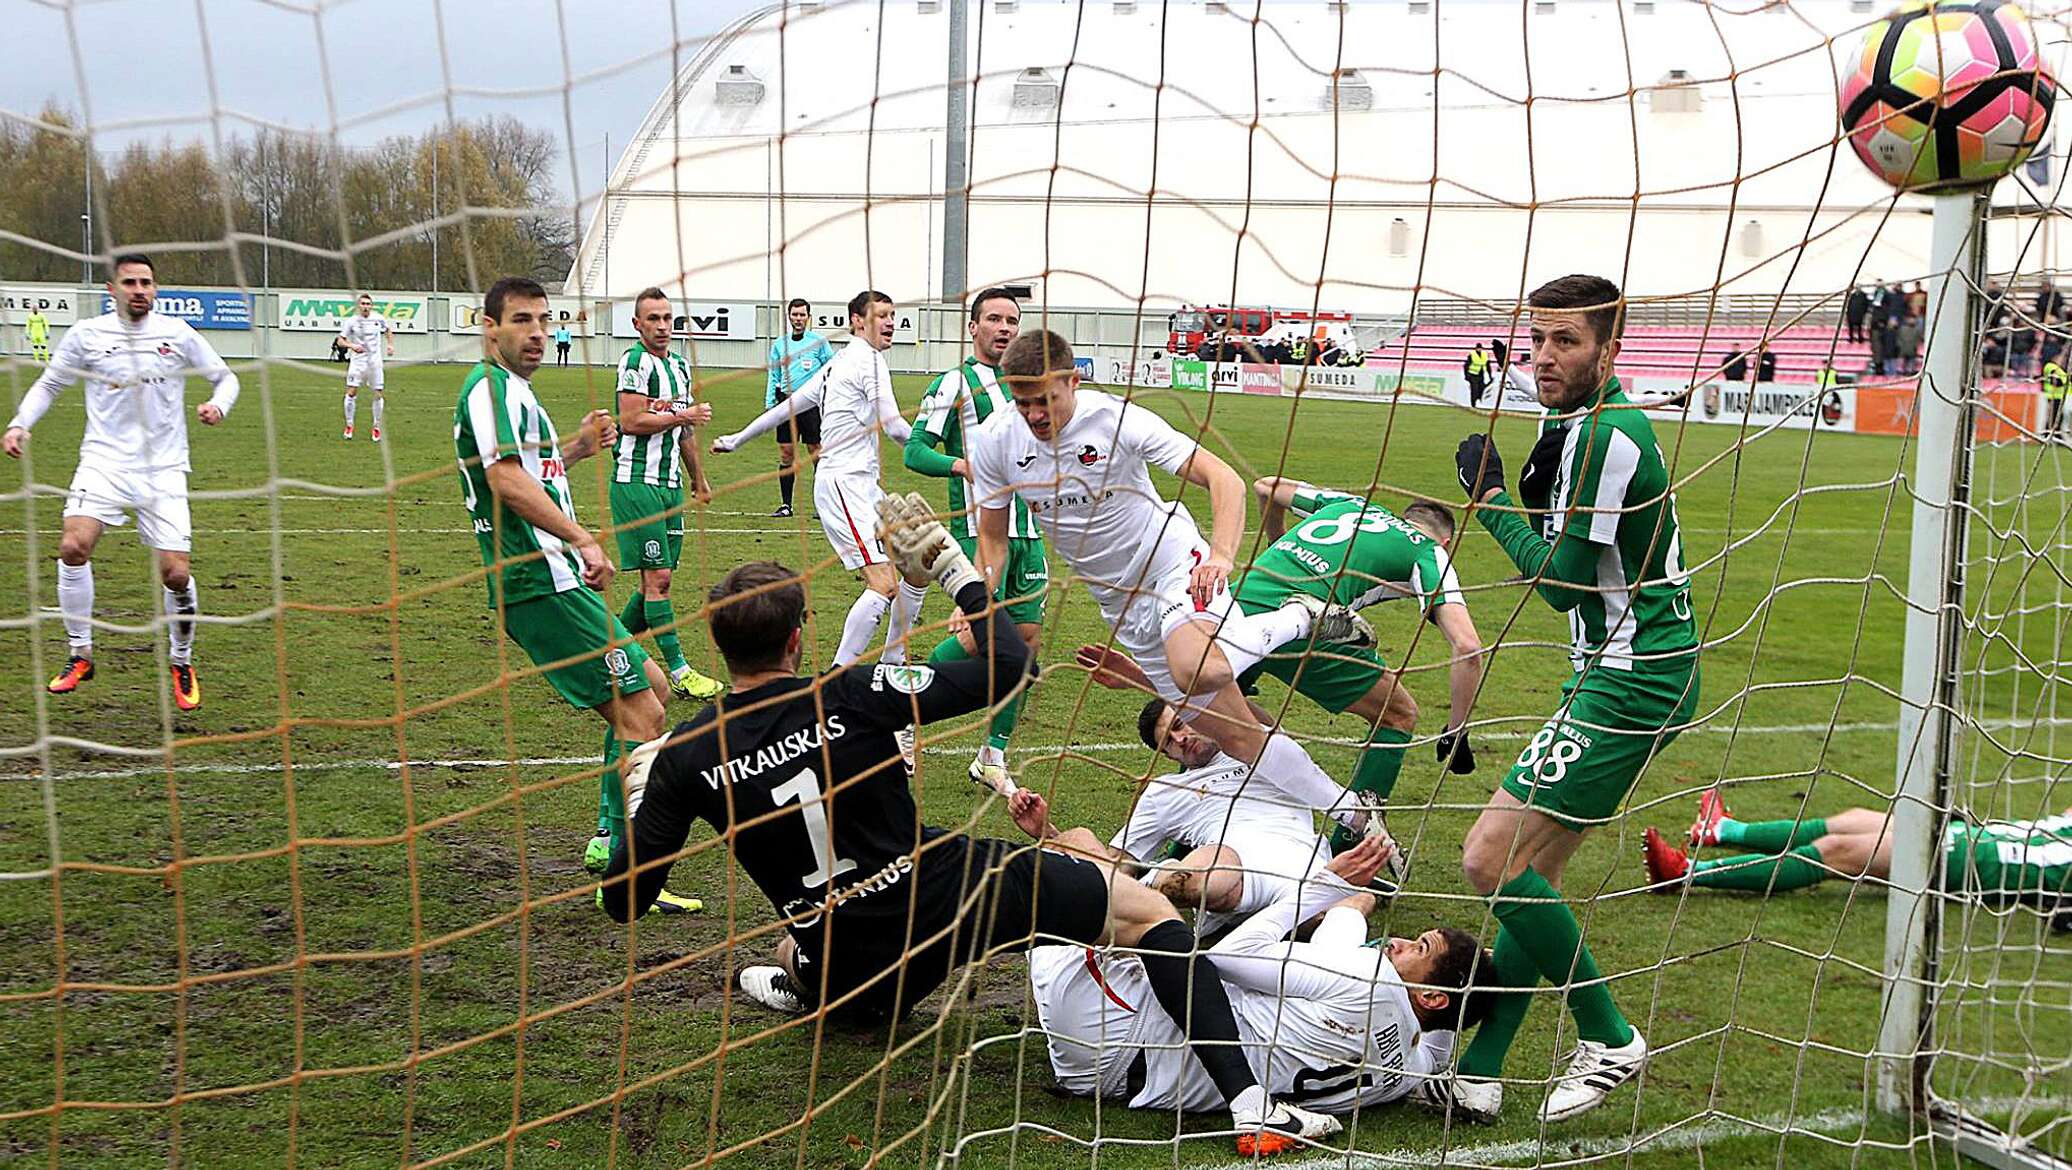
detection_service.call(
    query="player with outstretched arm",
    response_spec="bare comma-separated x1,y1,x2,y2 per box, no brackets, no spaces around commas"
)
601,493,1341,1157
5,253,240,711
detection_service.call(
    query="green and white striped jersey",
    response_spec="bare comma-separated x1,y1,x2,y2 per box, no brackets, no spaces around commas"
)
914,358,1041,539
1545,379,1699,673
1947,813,2072,898
612,344,695,489
454,361,585,606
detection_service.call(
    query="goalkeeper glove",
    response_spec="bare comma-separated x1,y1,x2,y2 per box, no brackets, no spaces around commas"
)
1517,425,1568,513
1455,434,1506,501
876,492,983,595
1434,727,1475,775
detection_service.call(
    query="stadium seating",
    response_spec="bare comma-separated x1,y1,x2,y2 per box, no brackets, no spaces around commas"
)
1366,322,1878,385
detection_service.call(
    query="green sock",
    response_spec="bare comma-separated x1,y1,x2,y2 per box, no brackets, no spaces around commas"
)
1491,868,1634,1048
644,599,686,672
1716,817,1827,853
1456,925,1539,1077
927,634,1022,750
1331,727,1411,853
619,594,648,636
1691,845,1829,891
599,728,626,846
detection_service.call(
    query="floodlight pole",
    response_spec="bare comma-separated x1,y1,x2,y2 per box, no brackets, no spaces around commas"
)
1877,189,1984,1116
942,0,969,303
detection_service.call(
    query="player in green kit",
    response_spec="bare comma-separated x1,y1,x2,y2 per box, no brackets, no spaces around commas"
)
456,276,697,914
1438,274,1699,1124
904,287,1049,793
1240,480,1487,844
1644,790,2072,922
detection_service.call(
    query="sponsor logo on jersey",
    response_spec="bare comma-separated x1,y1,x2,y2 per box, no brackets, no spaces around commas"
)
1015,453,1038,468
871,664,936,694
1076,444,1102,466
540,457,567,480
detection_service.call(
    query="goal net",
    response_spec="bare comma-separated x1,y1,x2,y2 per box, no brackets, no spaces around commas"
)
2,0,2069,1167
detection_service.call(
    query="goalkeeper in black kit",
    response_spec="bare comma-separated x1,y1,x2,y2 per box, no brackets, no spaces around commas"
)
600,492,1339,1158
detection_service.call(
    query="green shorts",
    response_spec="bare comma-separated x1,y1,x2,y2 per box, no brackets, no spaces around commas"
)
501,589,653,710
610,481,684,571
955,534,1049,627
1500,663,1700,829
1231,576,1388,714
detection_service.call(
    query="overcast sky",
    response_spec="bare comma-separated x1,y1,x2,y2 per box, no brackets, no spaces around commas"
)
6,0,767,200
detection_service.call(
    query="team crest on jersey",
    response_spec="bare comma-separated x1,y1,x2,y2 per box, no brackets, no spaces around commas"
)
643,539,663,560
871,664,936,694
1076,444,1102,466
604,648,633,679
157,342,176,357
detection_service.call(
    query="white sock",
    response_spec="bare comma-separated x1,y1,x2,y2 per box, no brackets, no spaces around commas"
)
881,580,927,665
1257,732,1357,826
1214,602,1313,678
835,589,893,667
371,395,384,429
164,579,199,666
343,394,357,426
57,560,93,654
1229,1084,1268,1126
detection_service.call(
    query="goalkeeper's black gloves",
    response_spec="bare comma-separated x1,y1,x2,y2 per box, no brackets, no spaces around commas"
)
1434,727,1476,775
1517,424,1569,513
1455,433,1506,502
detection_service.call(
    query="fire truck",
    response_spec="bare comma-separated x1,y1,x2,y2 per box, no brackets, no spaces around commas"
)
1165,304,1363,365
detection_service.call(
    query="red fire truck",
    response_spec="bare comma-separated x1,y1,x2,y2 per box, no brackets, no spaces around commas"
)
1166,304,1362,365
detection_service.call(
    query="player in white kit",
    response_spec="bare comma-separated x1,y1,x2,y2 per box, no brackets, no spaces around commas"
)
1009,798,1492,1119
338,293,394,441
1115,698,1395,933
712,290,932,670
969,329,1383,835
4,254,242,711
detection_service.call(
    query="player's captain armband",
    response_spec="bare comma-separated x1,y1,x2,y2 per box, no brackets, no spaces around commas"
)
871,664,937,695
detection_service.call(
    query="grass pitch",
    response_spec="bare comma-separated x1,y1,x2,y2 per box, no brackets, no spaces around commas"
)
1,356,2066,1168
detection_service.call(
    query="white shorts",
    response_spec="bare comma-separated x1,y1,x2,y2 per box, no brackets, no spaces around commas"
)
346,355,384,389
814,472,886,570
1028,945,1150,1101
1089,555,1241,704
1194,829,1331,939
64,463,192,552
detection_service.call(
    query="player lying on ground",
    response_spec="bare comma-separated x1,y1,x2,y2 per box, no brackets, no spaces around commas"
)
1107,697,1399,935
600,494,1339,1156
972,329,1385,849
453,276,697,914
337,292,394,441
714,291,931,678
1013,800,1493,1120
6,252,241,712
1084,478,1487,856
1441,274,1701,1123
1644,790,2072,916
904,287,1049,794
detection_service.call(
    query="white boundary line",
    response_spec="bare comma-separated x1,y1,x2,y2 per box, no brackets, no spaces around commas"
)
0,716,2013,779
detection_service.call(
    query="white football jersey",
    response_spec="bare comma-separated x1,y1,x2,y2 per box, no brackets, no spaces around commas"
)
340,313,390,356
1111,752,1323,864
12,311,237,473
968,389,1207,592
808,337,906,478
1033,933,1447,1115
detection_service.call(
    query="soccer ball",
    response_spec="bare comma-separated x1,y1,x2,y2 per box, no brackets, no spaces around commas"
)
1840,0,2055,191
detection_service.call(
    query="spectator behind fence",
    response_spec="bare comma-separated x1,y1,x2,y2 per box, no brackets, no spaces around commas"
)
1722,347,1748,383
1845,285,1870,344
